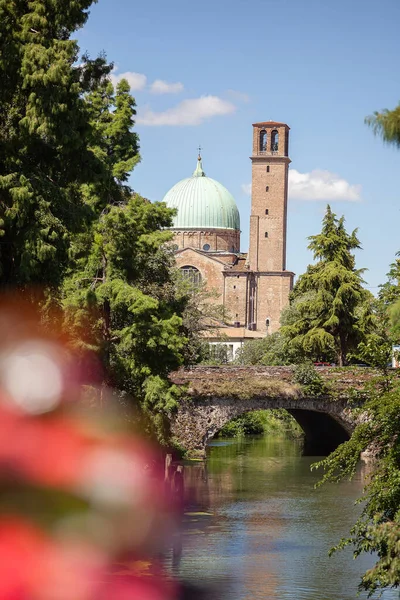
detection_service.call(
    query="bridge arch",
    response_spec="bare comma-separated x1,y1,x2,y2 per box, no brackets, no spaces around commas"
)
171,395,355,457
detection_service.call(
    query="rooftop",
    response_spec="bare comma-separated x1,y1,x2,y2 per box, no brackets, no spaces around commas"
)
252,121,290,128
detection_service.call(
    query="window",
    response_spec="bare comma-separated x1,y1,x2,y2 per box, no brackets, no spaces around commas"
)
265,209,269,215
180,265,202,286
271,129,279,152
259,129,267,152
266,165,270,173
265,186,269,192
202,243,210,251
264,232,268,238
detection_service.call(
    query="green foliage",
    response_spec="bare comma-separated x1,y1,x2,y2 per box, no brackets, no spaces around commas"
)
365,104,400,148
85,77,140,185
218,409,303,438
389,300,400,342
355,335,392,372
377,251,400,344
379,252,400,308
320,105,400,596
63,194,187,441
0,0,142,292
235,338,270,365
293,362,328,396
235,331,305,366
173,276,226,365
281,206,373,366
0,1,188,446
313,381,400,596
0,0,103,286
218,411,266,437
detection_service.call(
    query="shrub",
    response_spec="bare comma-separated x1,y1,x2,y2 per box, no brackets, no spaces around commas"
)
294,362,328,396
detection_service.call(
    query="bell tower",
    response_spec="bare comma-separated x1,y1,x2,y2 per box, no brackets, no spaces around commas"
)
246,121,294,335
248,121,290,272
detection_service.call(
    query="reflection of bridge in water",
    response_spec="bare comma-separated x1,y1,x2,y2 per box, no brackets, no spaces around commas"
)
169,366,375,456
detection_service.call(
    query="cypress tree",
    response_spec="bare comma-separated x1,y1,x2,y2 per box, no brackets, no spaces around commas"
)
282,206,373,366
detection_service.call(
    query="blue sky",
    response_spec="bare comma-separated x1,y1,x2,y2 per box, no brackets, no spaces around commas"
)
77,0,400,291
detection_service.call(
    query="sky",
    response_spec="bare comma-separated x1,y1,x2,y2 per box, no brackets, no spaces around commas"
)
77,0,400,291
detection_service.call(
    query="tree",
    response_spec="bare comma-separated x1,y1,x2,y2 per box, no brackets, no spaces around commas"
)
63,195,187,443
314,378,400,597
365,104,400,148
376,252,400,344
0,0,125,289
174,277,226,365
281,206,373,366
85,77,140,187
235,332,301,366
0,1,188,444
316,104,400,597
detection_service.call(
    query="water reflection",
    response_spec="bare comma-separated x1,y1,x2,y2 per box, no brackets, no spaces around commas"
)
168,435,398,600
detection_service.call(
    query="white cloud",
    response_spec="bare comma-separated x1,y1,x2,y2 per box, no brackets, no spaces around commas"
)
289,169,361,202
137,95,236,126
241,169,362,202
150,79,184,94
110,70,147,91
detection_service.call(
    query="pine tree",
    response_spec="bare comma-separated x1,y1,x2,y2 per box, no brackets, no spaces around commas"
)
281,206,373,366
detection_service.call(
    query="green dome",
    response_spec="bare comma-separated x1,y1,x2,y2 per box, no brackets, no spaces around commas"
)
163,157,240,231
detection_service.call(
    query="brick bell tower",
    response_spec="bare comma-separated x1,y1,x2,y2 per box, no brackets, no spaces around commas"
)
247,121,294,334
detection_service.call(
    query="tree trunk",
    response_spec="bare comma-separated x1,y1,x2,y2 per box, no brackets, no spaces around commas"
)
338,331,347,367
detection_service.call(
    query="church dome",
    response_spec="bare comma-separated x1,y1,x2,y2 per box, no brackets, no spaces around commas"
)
163,156,240,231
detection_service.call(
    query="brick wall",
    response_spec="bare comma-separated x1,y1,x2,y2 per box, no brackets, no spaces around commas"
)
172,229,240,253
255,271,293,333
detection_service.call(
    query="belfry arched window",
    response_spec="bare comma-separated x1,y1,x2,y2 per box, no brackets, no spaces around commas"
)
271,130,279,152
259,130,267,153
180,265,202,286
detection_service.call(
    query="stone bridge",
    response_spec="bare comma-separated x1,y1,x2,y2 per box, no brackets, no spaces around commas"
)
169,366,376,456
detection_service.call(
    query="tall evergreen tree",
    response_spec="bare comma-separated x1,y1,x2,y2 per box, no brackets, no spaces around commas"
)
0,0,127,289
281,206,373,366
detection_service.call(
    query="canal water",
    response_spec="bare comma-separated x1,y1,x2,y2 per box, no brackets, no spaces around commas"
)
168,434,399,600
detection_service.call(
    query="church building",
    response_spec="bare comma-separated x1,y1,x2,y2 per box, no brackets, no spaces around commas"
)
163,121,295,358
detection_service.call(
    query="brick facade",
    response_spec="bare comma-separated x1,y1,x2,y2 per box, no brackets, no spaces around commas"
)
172,228,240,253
